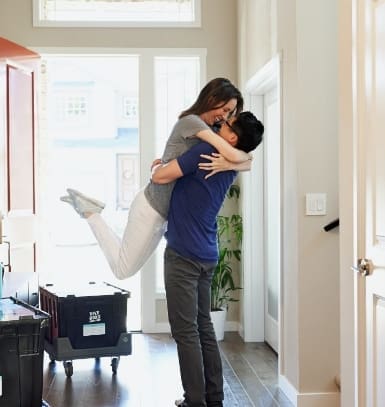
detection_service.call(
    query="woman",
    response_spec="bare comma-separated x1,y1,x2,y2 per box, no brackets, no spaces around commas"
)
61,78,252,280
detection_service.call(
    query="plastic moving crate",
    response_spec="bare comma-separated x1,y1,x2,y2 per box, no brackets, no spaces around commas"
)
39,281,132,377
0,296,49,407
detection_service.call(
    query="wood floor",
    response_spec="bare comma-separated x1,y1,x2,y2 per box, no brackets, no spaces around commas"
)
42,332,294,407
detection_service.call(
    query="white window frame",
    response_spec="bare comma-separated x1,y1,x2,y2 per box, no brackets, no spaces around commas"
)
32,0,201,28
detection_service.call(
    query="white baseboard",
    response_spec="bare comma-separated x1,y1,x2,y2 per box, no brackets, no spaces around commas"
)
279,374,298,405
142,321,240,334
225,320,239,332
142,322,171,333
143,320,240,334
279,375,340,407
297,392,340,407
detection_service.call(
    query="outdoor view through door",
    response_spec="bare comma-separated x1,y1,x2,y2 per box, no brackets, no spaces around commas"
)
36,54,201,331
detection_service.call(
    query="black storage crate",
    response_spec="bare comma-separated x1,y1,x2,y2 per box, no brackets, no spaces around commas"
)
39,281,131,376
0,296,49,407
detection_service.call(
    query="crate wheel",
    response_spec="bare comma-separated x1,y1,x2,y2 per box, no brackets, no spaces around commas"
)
63,361,73,377
111,357,120,374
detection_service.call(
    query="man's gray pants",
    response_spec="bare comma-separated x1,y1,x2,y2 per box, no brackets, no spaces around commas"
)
164,247,224,407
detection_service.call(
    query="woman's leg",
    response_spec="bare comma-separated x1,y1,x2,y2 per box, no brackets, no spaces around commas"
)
87,189,166,279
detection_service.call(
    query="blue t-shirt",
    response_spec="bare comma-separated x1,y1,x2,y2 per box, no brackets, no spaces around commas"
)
165,142,237,263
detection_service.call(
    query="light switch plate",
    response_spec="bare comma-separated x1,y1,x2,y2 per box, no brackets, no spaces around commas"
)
306,193,327,215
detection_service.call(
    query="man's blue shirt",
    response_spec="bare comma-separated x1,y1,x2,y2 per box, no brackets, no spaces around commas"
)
165,142,237,263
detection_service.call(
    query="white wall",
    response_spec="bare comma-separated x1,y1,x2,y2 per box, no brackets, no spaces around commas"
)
238,0,340,403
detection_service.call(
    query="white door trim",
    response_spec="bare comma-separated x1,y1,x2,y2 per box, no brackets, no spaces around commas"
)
242,54,282,343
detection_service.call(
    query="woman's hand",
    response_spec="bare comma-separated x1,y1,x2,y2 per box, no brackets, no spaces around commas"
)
198,153,233,179
199,153,252,178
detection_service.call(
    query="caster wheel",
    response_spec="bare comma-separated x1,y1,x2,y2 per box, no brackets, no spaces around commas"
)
63,361,73,377
111,357,120,374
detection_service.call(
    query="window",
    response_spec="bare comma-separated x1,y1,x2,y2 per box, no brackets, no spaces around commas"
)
33,0,201,27
154,55,200,292
57,94,88,122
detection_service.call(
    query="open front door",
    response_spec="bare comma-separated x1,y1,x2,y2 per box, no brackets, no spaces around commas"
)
351,1,385,405
0,38,39,274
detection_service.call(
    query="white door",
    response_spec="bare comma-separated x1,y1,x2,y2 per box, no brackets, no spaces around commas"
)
242,55,281,344
263,88,280,353
352,1,385,406
34,49,205,334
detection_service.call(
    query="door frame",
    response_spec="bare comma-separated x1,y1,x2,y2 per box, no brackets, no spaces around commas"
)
242,54,282,346
339,0,363,405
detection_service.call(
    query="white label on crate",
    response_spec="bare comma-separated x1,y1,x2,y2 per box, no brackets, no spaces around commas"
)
83,322,106,336
89,310,101,323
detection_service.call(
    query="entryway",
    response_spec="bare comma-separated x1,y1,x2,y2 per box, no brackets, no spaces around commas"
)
242,55,281,355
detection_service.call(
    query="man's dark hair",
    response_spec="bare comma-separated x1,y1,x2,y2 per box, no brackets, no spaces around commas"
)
180,78,244,119
233,111,264,153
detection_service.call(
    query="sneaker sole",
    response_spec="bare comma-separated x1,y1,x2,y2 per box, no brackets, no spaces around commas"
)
67,188,105,209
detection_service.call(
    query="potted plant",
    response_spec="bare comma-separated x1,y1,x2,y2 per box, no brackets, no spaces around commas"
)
210,184,243,341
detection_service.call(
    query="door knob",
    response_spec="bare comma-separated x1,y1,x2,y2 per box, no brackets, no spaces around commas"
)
351,258,374,277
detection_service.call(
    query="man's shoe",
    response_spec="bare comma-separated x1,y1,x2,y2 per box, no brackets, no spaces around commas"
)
60,189,105,218
174,399,188,406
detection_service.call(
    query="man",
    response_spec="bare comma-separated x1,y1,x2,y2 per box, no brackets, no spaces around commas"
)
151,111,264,407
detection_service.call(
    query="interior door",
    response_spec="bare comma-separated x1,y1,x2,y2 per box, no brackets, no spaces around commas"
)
354,1,385,405
264,87,280,353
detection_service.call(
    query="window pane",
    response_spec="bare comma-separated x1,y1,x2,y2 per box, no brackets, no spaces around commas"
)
154,56,200,157
39,56,141,330
154,56,200,292
35,0,200,26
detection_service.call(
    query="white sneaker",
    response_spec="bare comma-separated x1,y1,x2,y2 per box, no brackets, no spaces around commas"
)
67,188,105,208
60,189,105,218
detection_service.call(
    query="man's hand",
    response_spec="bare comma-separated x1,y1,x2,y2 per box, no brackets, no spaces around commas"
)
151,158,162,171
151,158,183,184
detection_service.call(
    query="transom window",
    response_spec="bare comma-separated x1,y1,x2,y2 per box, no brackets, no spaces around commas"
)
33,0,201,27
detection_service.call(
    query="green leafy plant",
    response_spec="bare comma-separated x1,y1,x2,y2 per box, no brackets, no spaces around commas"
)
211,184,243,311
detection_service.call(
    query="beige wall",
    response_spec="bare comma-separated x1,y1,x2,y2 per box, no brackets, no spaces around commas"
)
0,0,238,83
1,0,341,400
238,0,340,402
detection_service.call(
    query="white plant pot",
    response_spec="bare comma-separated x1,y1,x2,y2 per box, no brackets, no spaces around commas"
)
210,308,227,341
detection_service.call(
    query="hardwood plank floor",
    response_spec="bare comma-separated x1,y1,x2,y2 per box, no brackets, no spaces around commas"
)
42,332,293,407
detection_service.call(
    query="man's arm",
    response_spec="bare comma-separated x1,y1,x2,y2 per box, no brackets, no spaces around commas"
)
196,129,252,163
151,159,183,184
